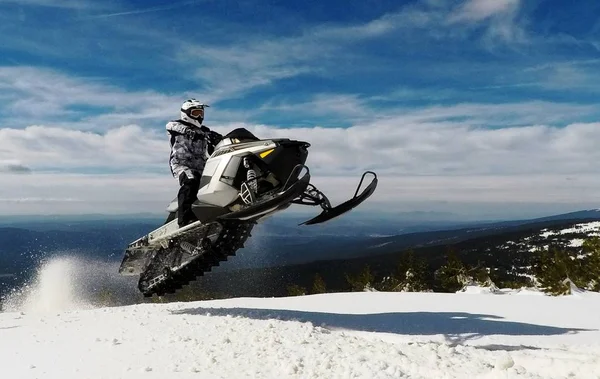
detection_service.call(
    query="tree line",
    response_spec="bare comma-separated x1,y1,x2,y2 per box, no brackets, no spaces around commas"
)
86,237,600,306
287,237,600,297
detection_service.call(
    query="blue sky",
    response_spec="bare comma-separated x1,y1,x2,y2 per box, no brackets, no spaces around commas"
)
0,0,599,218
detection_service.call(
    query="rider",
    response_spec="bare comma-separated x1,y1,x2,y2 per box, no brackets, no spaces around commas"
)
166,99,223,227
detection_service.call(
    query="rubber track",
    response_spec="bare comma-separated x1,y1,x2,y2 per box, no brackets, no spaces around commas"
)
138,220,255,297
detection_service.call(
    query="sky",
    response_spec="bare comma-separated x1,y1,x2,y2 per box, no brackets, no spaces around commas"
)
1,0,600,219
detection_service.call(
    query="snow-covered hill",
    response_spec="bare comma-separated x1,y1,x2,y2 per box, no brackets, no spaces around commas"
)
1,278,600,378
495,221,600,252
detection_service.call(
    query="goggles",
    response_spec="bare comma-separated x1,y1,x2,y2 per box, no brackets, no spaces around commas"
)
189,108,205,118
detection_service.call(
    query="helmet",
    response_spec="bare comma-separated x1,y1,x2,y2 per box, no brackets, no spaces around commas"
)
180,98,209,126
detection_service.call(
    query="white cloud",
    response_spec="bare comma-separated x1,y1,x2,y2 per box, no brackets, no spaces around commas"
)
178,1,530,100
0,66,185,130
0,125,168,172
520,60,600,91
236,119,600,178
0,173,176,215
3,99,599,178
1,112,599,217
448,0,520,23
445,0,527,46
0,1,533,111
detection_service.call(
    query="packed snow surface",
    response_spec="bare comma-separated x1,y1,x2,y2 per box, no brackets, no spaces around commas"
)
2,286,600,378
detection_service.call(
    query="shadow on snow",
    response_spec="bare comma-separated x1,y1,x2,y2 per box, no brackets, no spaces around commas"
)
170,306,594,345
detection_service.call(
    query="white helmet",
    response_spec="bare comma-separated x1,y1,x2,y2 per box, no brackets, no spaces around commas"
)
180,98,209,126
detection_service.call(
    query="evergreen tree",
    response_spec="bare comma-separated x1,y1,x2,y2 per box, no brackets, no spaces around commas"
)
287,284,307,296
534,247,575,295
377,275,401,292
311,273,327,294
434,251,470,292
396,249,429,292
345,265,375,292
582,237,600,291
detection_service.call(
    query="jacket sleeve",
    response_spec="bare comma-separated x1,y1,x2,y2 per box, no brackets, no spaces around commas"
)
166,121,188,135
200,126,223,155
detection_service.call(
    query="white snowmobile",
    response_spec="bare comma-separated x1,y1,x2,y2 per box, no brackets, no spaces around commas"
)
118,128,378,297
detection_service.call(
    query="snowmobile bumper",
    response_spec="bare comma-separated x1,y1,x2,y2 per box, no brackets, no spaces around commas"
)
300,171,378,225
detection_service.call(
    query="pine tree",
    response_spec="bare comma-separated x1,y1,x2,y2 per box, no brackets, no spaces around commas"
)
434,251,470,292
582,237,600,291
345,265,375,292
377,275,401,292
534,247,574,295
287,284,307,296
311,273,327,294
396,249,429,292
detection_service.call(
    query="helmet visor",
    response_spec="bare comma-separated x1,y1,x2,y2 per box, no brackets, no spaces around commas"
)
189,108,204,118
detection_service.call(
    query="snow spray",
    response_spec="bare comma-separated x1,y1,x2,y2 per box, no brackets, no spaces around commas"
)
2,254,140,313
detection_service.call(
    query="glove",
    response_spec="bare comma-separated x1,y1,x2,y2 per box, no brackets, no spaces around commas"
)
178,169,199,185
183,169,196,180
208,130,222,145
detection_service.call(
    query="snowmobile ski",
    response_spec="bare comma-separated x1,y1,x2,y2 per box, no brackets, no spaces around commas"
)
297,171,378,225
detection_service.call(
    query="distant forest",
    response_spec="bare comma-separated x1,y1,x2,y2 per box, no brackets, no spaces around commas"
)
107,230,600,306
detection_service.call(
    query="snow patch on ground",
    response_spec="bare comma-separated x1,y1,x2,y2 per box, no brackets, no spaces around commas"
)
557,221,600,235
1,288,600,378
540,221,600,239
569,238,585,247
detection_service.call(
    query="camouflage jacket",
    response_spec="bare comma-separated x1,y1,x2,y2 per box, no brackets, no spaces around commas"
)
166,119,222,178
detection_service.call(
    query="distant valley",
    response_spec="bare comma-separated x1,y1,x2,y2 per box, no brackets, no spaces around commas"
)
1,209,600,300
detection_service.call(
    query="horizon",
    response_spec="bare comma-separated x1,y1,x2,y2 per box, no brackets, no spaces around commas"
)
1,0,600,218
1,207,599,225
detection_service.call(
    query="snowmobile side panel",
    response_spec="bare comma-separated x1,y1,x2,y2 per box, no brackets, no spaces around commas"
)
191,202,231,223
217,171,311,221
300,171,378,225
258,140,309,184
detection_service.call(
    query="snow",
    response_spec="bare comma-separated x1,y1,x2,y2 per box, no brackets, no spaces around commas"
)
540,221,600,239
1,260,600,378
555,221,600,235
369,241,393,249
539,230,556,238
569,238,585,247
2,293,600,379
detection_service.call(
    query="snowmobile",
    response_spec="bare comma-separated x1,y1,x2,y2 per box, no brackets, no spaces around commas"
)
118,128,378,297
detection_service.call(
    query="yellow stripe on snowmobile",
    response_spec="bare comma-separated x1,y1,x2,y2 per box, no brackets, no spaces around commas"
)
259,149,275,158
